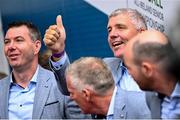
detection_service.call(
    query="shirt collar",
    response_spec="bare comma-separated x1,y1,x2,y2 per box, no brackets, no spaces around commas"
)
10,65,39,84
107,86,117,117
171,82,180,98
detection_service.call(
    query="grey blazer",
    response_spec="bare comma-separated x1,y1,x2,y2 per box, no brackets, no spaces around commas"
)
145,92,163,119
0,66,91,119
51,56,151,119
113,86,151,119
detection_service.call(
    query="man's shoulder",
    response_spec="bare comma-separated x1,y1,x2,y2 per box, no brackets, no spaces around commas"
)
0,76,9,84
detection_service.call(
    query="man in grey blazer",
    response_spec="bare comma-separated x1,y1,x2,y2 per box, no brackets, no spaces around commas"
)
44,8,148,94
0,21,91,119
123,30,180,119
65,57,150,119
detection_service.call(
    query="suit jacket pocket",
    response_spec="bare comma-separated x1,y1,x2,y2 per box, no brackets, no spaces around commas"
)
41,101,64,119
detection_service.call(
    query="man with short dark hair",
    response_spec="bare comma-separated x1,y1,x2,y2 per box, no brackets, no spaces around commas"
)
123,30,180,119
0,21,91,119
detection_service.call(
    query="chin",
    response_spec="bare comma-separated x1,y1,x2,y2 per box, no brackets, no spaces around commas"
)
114,53,123,59
113,51,124,59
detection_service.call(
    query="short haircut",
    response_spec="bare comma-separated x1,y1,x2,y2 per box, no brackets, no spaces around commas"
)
109,8,147,30
65,57,115,96
7,21,41,41
133,40,180,79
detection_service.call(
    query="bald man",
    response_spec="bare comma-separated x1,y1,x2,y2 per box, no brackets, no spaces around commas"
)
123,30,180,119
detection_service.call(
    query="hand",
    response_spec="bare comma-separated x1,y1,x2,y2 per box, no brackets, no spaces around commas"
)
43,15,66,54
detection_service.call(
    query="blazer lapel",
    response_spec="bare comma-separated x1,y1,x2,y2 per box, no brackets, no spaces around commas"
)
32,67,52,119
0,76,11,119
146,92,162,118
104,58,122,85
113,86,127,119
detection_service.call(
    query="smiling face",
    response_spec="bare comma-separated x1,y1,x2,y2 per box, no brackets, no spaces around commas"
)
107,14,139,58
4,25,40,70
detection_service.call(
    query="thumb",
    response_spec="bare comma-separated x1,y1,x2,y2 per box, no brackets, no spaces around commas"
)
56,15,64,28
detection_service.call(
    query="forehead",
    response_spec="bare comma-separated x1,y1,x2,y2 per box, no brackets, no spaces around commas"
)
5,25,29,38
108,14,132,26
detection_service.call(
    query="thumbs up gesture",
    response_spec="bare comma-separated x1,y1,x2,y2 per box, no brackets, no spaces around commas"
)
44,15,66,55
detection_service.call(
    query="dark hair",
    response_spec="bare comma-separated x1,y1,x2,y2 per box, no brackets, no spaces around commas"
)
7,21,41,41
133,40,180,80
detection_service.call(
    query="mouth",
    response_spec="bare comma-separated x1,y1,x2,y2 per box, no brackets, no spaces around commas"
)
112,41,125,49
8,54,19,60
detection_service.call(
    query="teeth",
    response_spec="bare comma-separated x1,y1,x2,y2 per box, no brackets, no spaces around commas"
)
112,41,123,47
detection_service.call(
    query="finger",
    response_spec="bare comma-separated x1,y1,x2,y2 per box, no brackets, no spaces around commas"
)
56,15,64,28
44,34,57,43
45,29,60,39
44,39,55,46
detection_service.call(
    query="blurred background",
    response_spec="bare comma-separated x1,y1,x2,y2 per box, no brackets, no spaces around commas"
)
0,0,180,76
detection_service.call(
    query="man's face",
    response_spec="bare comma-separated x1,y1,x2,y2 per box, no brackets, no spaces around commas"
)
66,75,92,114
107,14,139,58
4,26,39,69
123,43,149,90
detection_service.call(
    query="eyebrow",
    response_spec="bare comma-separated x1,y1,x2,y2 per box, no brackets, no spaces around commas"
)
5,36,24,40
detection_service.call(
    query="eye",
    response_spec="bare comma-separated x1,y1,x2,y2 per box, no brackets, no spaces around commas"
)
16,38,24,42
4,39,10,44
107,27,112,34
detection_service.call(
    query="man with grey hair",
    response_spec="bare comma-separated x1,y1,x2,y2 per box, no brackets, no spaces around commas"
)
43,8,148,95
65,57,150,119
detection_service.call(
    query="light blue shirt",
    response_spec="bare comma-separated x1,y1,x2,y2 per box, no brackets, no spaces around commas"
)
118,62,141,92
8,66,39,120
107,86,117,120
50,52,67,70
161,82,180,119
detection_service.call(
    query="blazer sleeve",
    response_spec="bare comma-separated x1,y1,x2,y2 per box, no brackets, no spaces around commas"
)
49,56,70,96
63,96,92,119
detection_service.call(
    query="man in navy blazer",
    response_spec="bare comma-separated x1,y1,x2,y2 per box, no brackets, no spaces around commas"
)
123,30,180,119
0,21,91,119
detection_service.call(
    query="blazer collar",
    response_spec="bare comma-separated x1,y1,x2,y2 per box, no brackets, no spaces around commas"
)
0,76,11,119
32,66,52,119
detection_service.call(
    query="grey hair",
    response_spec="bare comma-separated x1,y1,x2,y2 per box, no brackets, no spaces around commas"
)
109,8,147,30
65,57,115,96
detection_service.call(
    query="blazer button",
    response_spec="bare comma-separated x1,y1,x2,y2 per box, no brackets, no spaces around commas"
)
120,114,124,118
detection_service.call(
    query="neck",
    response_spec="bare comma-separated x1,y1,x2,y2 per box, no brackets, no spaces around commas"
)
154,75,177,96
12,63,38,88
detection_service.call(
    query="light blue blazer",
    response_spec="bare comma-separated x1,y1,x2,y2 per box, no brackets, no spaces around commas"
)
0,66,91,119
51,56,151,119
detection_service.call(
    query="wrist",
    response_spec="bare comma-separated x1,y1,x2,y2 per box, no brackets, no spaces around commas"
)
52,50,65,58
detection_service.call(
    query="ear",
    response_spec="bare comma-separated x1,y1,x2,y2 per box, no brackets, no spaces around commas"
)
82,88,91,102
141,62,153,78
34,40,41,55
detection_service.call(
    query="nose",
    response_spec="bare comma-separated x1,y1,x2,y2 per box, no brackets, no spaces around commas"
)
6,41,16,51
109,28,119,39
